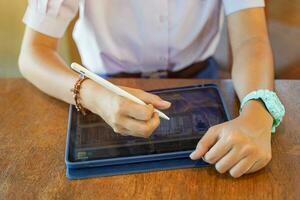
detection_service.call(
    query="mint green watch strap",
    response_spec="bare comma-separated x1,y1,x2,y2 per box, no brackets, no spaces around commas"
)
240,90,285,133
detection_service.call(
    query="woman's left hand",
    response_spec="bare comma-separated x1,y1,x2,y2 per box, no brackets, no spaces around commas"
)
190,100,274,178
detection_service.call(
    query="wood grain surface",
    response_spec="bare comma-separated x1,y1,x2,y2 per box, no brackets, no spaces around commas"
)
0,78,299,200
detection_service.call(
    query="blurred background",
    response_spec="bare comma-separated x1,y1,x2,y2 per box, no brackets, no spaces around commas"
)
0,0,299,78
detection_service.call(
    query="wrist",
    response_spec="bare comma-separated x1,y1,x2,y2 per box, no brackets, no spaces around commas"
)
80,79,103,112
240,100,273,130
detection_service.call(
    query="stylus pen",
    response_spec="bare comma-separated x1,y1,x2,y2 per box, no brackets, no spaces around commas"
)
70,62,170,120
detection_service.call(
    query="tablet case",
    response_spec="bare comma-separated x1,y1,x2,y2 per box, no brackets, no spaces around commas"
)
65,84,230,179
67,157,208,179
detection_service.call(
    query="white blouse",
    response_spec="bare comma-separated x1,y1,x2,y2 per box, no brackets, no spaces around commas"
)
23,0,264,74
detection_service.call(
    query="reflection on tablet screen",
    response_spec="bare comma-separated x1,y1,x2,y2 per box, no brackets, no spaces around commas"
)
69,86,228,161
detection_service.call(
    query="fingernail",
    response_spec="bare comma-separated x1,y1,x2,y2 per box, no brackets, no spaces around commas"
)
160,100,171,107
189,151,197,159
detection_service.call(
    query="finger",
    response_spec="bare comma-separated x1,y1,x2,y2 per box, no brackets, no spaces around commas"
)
128,88,171,109
190,127,219,160
121,113,160,138
141,93,171,109
120,97,154,121
229,156,257,178
112,125,131,136
246,159,269,174
111,115,144,137
203,138,232,164
215,148,242,174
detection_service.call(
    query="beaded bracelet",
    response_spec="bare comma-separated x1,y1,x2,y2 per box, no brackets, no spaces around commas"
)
71,75,88,115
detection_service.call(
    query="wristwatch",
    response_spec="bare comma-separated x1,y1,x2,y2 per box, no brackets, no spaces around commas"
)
240,89,285,133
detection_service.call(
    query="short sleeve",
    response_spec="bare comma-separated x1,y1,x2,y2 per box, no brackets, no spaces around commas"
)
222,0,265,16
23,0,79,38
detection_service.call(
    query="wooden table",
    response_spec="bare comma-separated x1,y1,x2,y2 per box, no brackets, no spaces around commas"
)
0,78,299,200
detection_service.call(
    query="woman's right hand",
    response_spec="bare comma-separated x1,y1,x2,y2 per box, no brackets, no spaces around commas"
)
80,79,171,138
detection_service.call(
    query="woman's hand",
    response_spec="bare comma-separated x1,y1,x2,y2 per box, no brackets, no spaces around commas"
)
80,79,171,138
190,100,273,178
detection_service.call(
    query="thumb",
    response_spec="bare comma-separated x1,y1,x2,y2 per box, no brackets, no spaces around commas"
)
140,92,171,109
190,127,219,160
126,87,171,109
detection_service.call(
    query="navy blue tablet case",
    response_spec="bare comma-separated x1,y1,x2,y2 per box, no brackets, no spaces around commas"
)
65,84,230,180
67,157,208,179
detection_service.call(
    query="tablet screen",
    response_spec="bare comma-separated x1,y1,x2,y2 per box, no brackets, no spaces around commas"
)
69,85,229,162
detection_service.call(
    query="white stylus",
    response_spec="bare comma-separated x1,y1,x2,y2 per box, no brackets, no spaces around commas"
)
70,62,170,120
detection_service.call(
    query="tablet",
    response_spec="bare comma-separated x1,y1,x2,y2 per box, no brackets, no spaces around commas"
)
66,84,229,167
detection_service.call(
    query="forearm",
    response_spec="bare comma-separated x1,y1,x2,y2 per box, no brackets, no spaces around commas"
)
232,38,274,101
228,8,275,124
228,8,274,101
231,38,274,125
19,44,78,104
18,27,106,108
